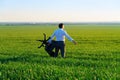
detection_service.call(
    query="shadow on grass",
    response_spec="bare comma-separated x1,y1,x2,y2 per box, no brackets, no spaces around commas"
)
0,51,119,68
0,51,119,63
67,51,119,62
0,53,50,64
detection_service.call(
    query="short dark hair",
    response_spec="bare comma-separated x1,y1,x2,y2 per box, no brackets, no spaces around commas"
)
59,23,64,28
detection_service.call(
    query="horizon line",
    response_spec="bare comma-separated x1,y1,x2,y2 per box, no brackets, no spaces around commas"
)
0,21,120,23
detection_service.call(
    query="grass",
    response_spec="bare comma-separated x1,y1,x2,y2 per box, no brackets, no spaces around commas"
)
0,24,120,80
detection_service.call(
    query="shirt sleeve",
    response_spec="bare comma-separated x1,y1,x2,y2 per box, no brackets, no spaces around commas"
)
47,31,55,43
64,31,73,41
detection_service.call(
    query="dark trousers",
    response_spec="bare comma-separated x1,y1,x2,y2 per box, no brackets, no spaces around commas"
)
54,41,65,58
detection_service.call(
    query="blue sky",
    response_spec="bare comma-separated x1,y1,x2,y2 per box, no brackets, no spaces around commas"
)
0,0,120,22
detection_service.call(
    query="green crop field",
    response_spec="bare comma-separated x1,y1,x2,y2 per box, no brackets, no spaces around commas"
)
0,24,120,80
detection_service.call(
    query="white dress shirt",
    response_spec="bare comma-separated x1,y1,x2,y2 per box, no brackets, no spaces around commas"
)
48,29,73,43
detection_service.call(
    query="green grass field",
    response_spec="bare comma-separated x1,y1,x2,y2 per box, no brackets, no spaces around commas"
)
0,24,120,80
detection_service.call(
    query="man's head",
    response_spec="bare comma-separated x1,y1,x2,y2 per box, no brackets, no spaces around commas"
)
58,23,64,29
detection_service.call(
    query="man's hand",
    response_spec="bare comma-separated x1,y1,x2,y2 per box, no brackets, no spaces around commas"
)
72,40,77,45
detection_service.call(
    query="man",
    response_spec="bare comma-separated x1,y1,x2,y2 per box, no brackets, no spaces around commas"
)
48,23,77,58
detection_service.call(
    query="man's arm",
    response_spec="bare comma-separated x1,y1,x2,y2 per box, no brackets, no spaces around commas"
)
64,31,77,45
64,31,73,41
